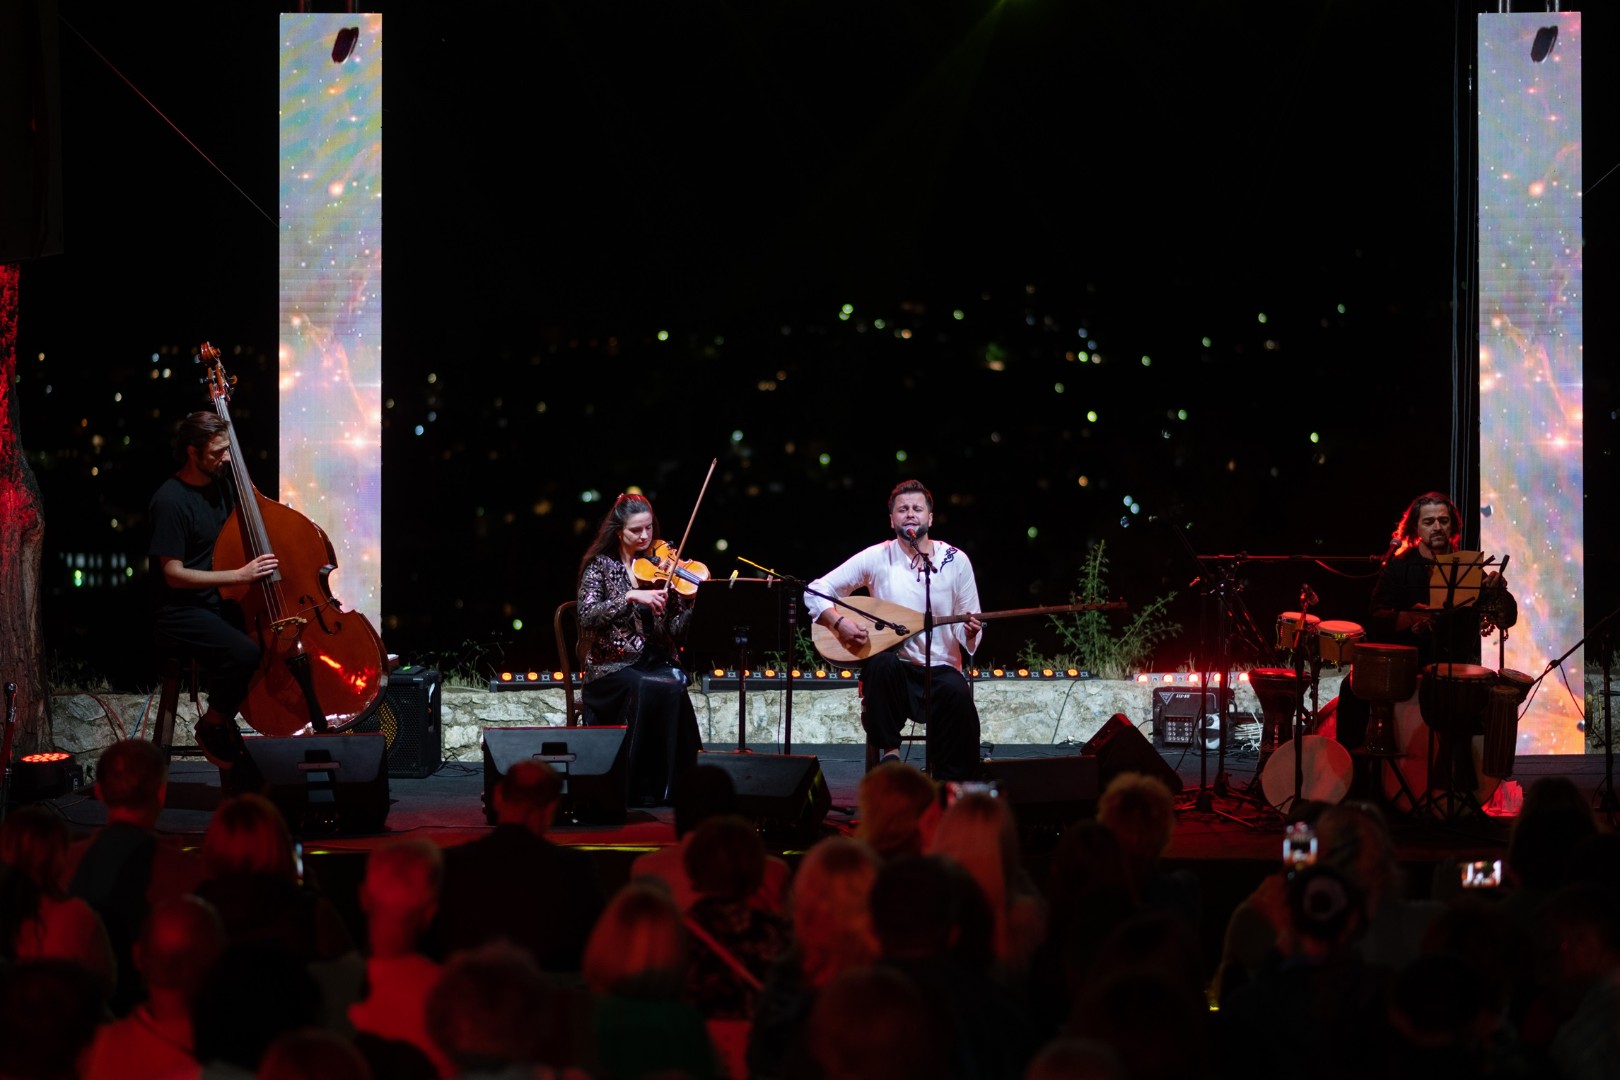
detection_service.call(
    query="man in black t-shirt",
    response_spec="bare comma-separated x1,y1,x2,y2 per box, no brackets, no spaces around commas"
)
149,412,278,769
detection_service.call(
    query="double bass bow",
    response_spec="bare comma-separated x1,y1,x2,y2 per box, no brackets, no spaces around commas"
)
200,343,389,736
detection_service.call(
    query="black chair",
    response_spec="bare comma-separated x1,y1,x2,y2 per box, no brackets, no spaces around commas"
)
552,600,586,727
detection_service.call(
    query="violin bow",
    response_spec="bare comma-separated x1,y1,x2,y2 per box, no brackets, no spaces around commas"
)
661,457,717,594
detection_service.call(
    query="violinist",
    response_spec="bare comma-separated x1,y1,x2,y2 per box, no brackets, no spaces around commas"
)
148,412,278,772
576,492,703,807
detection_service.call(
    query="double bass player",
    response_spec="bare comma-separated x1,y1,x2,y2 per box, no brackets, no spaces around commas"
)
149,411,277,772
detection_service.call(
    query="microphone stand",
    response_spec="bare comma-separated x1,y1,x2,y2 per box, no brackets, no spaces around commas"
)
1,682,18,824
1536,604,1620,815
783,590,797,755
917,541,936,775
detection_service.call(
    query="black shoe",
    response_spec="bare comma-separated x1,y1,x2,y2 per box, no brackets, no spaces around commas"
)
193,719,245,769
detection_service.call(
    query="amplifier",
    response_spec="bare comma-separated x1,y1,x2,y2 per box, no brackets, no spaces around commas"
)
1151,686,1231,748
355,666,443,779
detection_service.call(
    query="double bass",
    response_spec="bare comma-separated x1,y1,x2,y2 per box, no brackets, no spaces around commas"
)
201,343,389,736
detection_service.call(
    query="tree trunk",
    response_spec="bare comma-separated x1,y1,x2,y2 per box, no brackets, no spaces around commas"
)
0,263,51,754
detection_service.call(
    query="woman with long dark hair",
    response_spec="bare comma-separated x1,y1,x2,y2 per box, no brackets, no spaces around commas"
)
576,492,702,806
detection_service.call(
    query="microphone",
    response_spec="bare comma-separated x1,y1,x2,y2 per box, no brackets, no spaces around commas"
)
899,523,928,542
1300,584,1319,608
728,569,739,590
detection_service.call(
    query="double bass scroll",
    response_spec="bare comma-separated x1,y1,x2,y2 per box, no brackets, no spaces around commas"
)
200,343,389,737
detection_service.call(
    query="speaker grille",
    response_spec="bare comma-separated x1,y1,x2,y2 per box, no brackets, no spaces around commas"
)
356,667,443,779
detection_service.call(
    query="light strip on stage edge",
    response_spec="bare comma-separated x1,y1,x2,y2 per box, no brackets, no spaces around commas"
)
278,14,384,625
1477,14,1582,755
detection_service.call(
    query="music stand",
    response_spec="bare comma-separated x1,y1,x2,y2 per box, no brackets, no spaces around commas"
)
1415,552,1502,822
682,577,792,753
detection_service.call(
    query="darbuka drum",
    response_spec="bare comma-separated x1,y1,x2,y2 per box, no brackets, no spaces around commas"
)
1352,643,1420,703
1275,611,1320,657
1417,663,1496,737
1317,620,1364,667
1247,667,1303,755
1261,735,1353,812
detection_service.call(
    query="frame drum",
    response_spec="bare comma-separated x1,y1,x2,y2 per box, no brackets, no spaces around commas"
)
1261,735,1353,811
1317,620,1364,667
1275,612,1320,656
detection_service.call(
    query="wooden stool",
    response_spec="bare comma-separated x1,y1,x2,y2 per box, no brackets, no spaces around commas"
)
152,657,208,763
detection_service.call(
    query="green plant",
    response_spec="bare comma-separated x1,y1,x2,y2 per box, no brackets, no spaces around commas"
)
46,652,113,693
762,627,822,673
1016,540,1181,679
412,638,509,688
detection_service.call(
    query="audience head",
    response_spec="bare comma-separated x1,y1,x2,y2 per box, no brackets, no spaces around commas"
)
0,960,108,1080
788,836,881,988
1536,881,1620,1003
258,1027,374,1080
582,882,687,998
1048,818,1134,914
360,839,443,921
1024,1037,1127,1080
0,804,71,892
192,940,323,1071
1096,771,1177,882
1286,863,1366,952
930,790,1022,957
493,760,564,833
1506,775,1599,892
93,738,168,823
857,761,938,860
672,762,738,838
808,965,947,1080
870,852,993,970
201,793,297,880
1314,800,1402,910
135,895,227,1001
683,814,766,902
426,941,555,1073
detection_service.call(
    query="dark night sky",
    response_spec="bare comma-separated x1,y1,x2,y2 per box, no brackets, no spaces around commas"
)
12,1,1616,686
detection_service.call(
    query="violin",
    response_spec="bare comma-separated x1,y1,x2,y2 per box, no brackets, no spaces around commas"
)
632,539,711,597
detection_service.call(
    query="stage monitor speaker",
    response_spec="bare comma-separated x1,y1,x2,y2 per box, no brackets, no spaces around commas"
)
1152,686,1232,748
482,726,630,826
241,734,390,836
980,755,1099,839
354,666,443,778
1081,713,1183,795
699,752,831,842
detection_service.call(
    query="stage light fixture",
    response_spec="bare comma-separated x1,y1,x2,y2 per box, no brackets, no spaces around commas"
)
9,752,74,805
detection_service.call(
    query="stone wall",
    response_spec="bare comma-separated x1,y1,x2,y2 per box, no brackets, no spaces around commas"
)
48,674,1348,770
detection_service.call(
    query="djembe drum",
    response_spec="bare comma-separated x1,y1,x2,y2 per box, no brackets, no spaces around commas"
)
1352,643,1420,755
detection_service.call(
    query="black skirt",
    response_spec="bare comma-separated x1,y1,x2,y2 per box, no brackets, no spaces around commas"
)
582,654,701,805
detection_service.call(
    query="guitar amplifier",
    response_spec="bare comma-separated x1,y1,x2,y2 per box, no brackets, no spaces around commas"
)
355,666,443,779
1151,686,1231,748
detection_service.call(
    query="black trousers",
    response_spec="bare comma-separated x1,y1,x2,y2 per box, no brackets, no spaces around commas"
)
152,603,261,722
861,650,982,781
582,654,701,805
